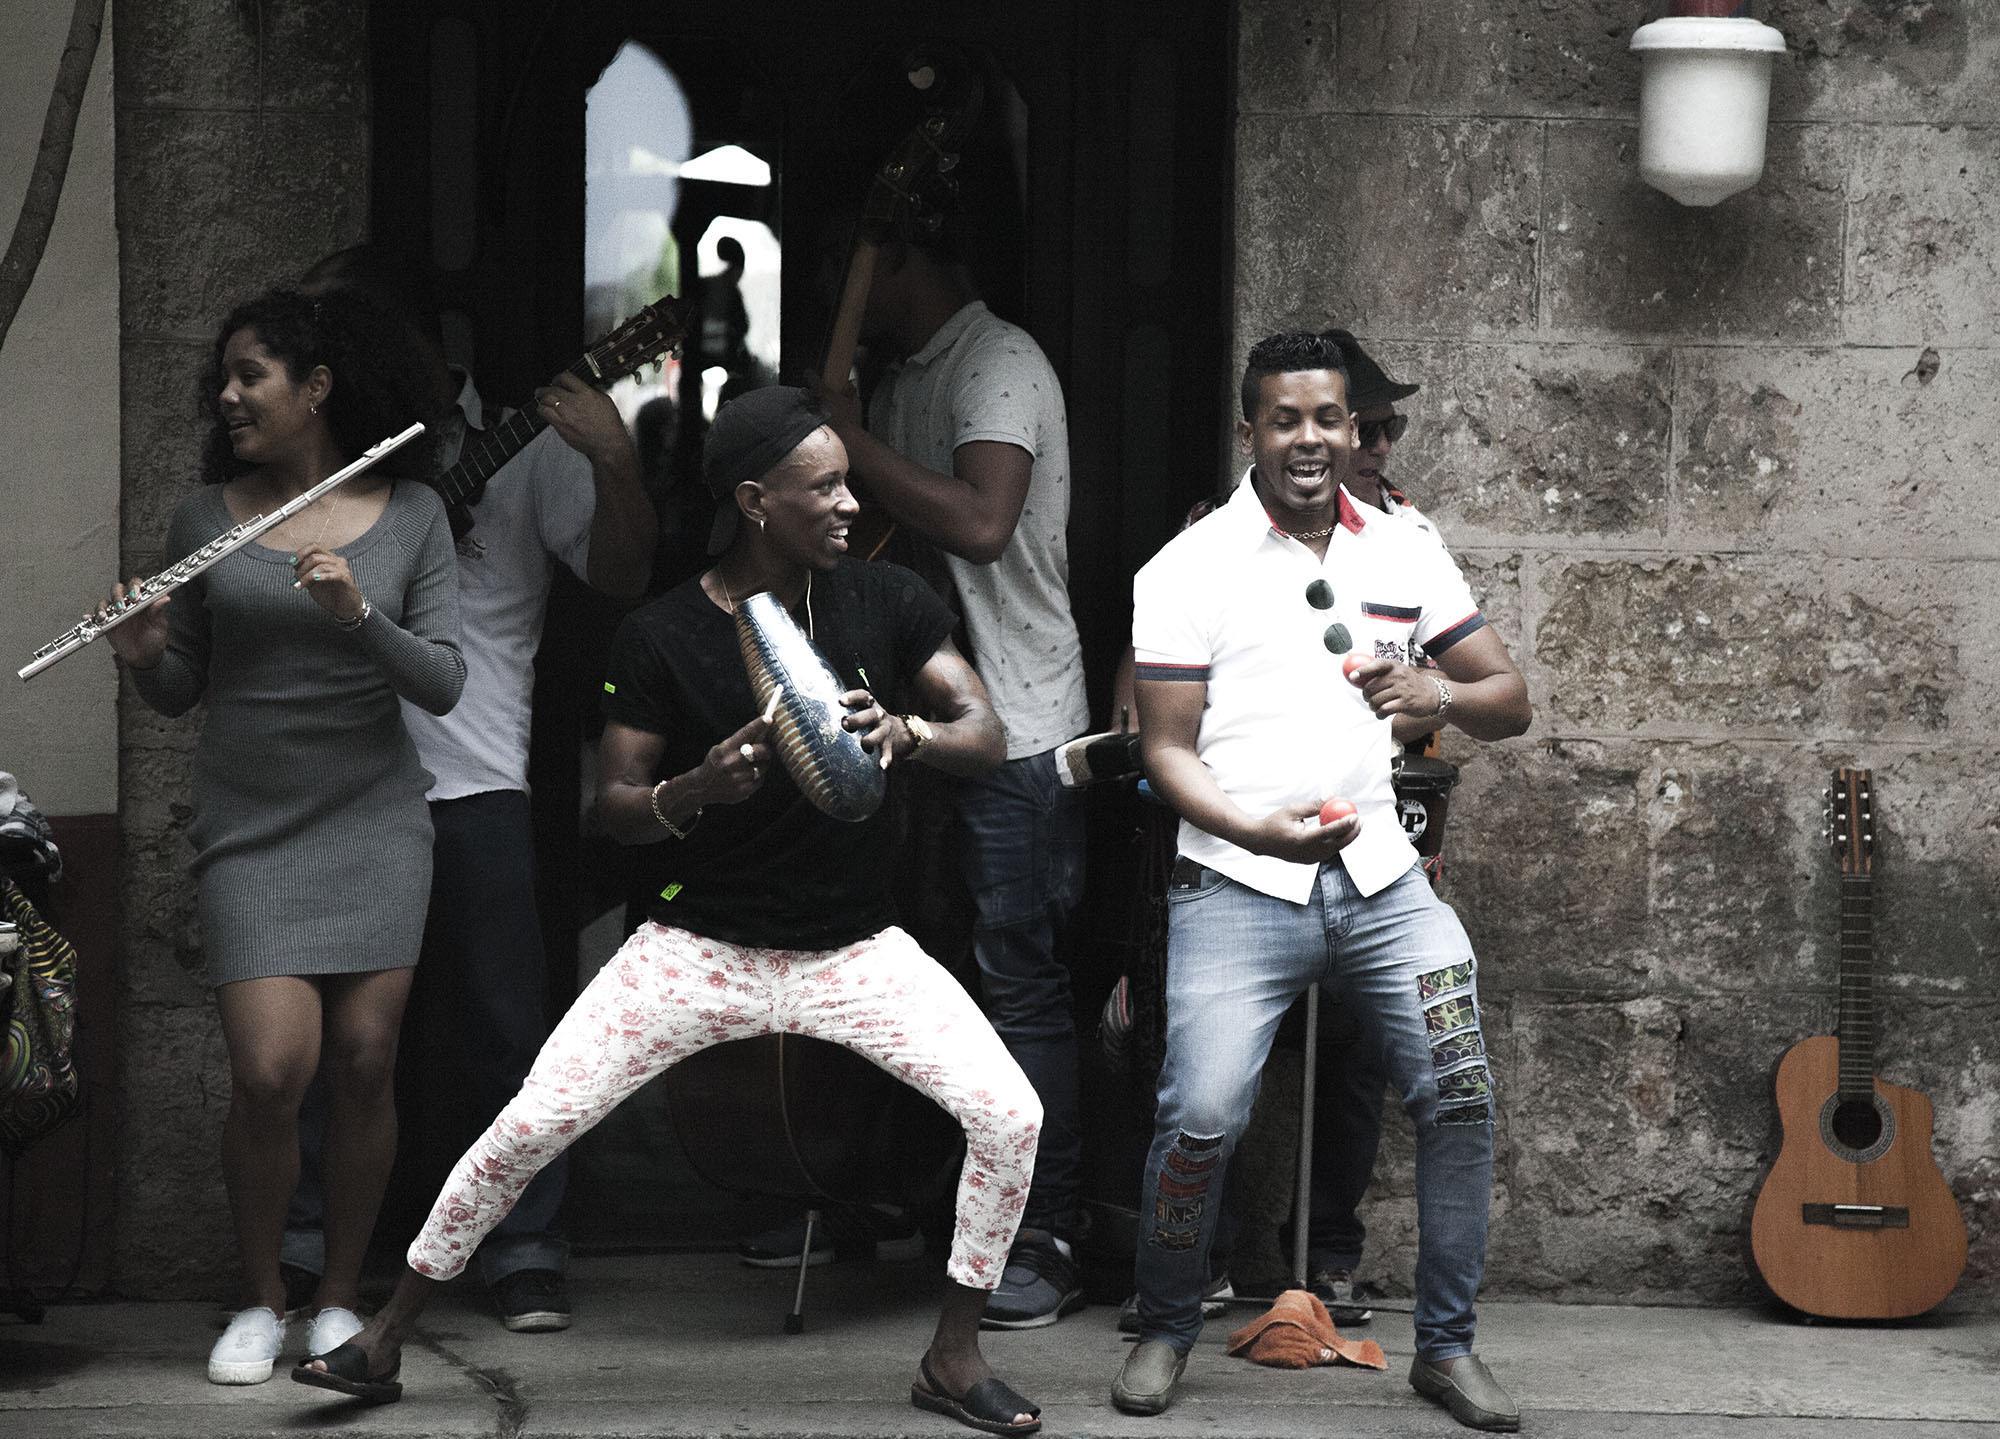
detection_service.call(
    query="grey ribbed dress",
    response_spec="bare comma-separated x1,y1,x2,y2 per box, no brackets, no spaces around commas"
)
132,480,465,986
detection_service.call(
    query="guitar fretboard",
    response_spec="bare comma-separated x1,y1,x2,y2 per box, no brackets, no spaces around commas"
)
435,355,598,510
1836,875,1875,1102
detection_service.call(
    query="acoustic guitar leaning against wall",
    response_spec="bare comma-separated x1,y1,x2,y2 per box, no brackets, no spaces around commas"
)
1749,767,1968,1320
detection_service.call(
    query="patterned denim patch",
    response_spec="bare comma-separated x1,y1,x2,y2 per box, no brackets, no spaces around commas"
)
1418,960,1475,1003
1437,1065,1492,1106
1430,1029,1486,1068
1149,1131,1222,1252
1424,995,1477,1039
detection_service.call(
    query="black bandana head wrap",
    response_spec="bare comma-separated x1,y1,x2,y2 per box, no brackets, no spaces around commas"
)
703,386,830,554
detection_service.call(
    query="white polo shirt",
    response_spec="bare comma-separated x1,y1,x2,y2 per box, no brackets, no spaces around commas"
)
1131,473,1486,903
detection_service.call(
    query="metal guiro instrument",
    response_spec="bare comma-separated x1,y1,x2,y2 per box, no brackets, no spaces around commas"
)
16,423,426,682
734,589,886,823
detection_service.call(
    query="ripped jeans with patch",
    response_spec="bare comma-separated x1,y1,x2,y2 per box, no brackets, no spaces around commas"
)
1131,862,1493,1361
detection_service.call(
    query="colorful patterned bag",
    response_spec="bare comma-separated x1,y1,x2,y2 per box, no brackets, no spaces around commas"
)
0,879,80,1153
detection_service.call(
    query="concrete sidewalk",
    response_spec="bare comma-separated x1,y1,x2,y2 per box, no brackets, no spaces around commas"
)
0,1253,1993,1437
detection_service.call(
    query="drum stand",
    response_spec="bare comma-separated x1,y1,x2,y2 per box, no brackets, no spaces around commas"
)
1291,986,1319,1292
785,1208,821,1334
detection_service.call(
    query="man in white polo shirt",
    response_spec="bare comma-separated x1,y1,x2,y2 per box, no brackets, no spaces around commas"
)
1112,331,1530,1431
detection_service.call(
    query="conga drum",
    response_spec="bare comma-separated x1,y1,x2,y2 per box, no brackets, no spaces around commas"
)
1391,752,1460,885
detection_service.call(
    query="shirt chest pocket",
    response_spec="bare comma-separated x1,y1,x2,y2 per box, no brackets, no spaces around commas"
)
1359,599,1426,667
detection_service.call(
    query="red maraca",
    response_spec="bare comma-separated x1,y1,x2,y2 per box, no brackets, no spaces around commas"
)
1319,797,1357,826
1341,653,1368,686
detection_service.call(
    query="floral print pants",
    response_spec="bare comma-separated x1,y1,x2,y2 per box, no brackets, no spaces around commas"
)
407,922,1042,1290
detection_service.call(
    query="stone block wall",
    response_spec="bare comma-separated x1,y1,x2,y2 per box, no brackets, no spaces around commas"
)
112,0,369,1296
1230,0,1998,1308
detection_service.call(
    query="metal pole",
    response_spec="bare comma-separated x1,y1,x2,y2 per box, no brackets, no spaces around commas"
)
1292,986,1319,1292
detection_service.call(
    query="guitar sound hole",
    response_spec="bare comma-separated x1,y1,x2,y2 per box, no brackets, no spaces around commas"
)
1831,1099,1884,1151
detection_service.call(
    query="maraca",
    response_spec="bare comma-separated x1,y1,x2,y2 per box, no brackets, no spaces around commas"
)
1319,797,1357,826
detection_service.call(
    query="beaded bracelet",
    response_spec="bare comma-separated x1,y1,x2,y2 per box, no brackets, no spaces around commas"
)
651,779,700,839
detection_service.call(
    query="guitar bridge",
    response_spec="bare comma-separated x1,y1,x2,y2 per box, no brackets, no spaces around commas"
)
1801,1203,1909,1229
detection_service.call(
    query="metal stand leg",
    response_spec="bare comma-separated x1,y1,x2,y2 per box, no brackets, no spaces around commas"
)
1291,986,1319,1293
785,1208,819,1334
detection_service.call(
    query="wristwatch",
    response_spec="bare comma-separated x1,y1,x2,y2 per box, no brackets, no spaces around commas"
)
901,714,936,752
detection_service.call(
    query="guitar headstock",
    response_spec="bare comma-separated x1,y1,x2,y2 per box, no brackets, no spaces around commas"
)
858,57,985,240
576,296,688,387
1824,766,1874,878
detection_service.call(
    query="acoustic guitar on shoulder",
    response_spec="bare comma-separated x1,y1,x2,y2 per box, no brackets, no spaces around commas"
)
1749,767,1967,1319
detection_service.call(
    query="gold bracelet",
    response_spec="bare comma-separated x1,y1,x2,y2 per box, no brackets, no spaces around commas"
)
650,780,700,839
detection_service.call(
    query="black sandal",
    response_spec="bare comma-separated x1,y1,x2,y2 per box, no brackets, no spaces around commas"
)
290,1339,404,1405
910,1351,1042,1435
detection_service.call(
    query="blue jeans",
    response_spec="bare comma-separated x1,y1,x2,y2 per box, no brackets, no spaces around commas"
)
285,790,568,1284
1215,994,1386,1277
1133,862,1492,1361
955,748,1086,1237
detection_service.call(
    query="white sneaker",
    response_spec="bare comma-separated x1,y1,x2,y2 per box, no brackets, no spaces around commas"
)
305,1305,364,1357
208,1306,285,1384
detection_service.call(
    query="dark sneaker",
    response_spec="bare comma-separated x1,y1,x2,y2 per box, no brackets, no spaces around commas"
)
1308,1267,1373,1326
736,1204,924,1269
280,1262,320,1320
981,1228,1085,1330
491,1268,571,1333
1117,1273,1235,1333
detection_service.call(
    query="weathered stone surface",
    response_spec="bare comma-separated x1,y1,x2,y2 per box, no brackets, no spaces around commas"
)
1641,742,1817,995
1454,551,1523,656
1772,0,2000,123
1673,345,2000,556
1235,115,1541,342
114,1002,234,1297
1238,1,2000,125
118,700,204,1002
1535,554,1987,738
1864,749,2000,998
1541,123,1845,343
118,111,369,339
1369,343,1672,541
113,0,368,113
1237,0,1644,120
1845,124,2000,347
1448,738,1651,993
119,339,211,565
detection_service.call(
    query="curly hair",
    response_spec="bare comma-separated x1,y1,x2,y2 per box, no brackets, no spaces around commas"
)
1240,330,1352,421
198,287,440,484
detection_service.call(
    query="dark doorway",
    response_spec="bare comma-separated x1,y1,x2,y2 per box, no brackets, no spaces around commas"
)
366,0,1233,1255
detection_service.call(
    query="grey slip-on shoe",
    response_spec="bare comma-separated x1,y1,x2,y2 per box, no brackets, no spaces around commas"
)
1410,1353,1521,1432
1111,1338,1188,1416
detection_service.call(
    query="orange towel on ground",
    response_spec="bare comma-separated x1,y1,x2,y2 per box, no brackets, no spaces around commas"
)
1224,1289,1389,1371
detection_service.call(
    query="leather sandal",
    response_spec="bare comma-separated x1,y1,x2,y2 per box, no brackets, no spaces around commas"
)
910,1351,1042,1435
290,1339,403,1405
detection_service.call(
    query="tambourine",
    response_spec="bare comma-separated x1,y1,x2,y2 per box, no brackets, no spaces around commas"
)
734,590,886,823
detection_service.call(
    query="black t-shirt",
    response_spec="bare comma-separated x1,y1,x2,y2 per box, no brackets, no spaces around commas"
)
603,559,956,949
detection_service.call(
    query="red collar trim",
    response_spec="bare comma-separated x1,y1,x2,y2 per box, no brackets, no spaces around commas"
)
1338,488,1368,533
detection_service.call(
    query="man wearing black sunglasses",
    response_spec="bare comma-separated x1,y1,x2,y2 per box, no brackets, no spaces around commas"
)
1114,331,1531,1431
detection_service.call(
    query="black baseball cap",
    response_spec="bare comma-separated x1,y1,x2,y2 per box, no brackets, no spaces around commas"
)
703,386,831,554
1324,329,1419,410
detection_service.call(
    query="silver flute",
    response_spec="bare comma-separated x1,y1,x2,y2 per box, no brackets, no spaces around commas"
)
18,422,426,682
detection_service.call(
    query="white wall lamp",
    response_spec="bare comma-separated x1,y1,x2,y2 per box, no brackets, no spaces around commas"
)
1631,2,1788,206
